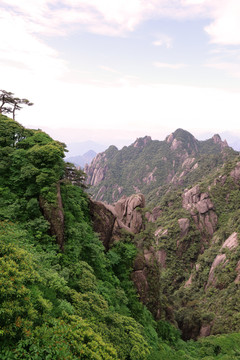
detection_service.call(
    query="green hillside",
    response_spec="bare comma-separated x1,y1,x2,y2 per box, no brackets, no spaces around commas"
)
1,114,240,359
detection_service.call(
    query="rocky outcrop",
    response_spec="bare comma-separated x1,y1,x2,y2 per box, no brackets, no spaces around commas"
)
84,152,108,186
182,185,217,237
206,232,238,288
145,206,162,223
133,136,152,148
212,134,228,149
89,193,145,249
89,199,116,250
178,218,190,236
143,167,157,184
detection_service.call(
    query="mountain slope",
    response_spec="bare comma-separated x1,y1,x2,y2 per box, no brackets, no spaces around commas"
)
84,129,236,204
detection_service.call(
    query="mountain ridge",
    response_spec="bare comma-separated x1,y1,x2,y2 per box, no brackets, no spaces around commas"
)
84,128,236,204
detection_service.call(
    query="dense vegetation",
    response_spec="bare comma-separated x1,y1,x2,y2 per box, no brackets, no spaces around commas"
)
1,115,240,359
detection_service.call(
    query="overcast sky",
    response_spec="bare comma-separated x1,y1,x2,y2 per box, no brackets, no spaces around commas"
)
1,0,240,151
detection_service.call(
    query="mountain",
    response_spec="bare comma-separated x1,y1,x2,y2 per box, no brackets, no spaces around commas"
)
2,115,240,359
66,140,107,157
86,130,240,341
84,129,237,204
65,149,97,167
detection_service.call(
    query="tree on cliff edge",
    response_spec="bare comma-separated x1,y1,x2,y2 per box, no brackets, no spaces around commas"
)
0,89,33,120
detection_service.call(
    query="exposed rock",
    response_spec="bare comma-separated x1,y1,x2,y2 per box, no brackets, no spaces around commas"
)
89,199,116,250
133,136,152,148
206,254,227,289
143,167,157,184
171,138,182,151
84,152,108,186
212,134,228,149
199,324,211,338
182,157,195,169
154,228,168,238
221,232,238,251
89,193,145,249
143,248,166,268
184,274,193,288
178,218,190,236
230,162,240,184
113,193,145,233
146,206,162,223
182,185,217,237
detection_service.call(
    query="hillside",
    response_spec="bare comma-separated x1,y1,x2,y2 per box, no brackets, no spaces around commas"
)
1,115,240,359
84,129,237,205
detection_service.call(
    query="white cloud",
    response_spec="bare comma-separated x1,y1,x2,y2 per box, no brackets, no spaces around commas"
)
152,34,173,48
205,0,240,45
154,62,186,69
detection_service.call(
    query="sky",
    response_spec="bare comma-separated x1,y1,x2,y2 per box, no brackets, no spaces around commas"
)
1,0,240,154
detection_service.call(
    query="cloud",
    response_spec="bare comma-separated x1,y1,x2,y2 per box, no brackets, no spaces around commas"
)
154,62,186,69
204,0,240,45
2,0,240,46
205,62,240,78
152,34,173,48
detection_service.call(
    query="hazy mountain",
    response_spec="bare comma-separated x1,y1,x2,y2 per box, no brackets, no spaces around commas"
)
66,140,107,157
65,149,97,167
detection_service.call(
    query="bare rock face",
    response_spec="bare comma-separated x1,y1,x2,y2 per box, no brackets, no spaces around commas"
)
89,193,145,249
84,152,108,186
178,218,190,236
89,199,116,250
206,254,227,289
221,232,238,251
212,134,228,149
182,185,217,237
113,193,145,233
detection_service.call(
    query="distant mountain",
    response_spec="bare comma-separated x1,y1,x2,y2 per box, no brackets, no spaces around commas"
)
66,141,107,157
65,149,97,167
84,128,237,205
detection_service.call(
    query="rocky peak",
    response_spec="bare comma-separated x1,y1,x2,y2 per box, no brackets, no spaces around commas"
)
212,134,228,149
166,128,199,154
133,136,152,148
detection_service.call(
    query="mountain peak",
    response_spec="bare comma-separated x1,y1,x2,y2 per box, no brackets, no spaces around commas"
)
133,136,152,148
212,134,228,148
166,129,198,153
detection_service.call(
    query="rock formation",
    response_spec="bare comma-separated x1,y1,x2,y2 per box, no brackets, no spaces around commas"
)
89,193,145,250
182,185,217,238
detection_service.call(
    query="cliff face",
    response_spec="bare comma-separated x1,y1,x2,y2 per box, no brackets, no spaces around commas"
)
89,193,145,250
84,129,235,205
